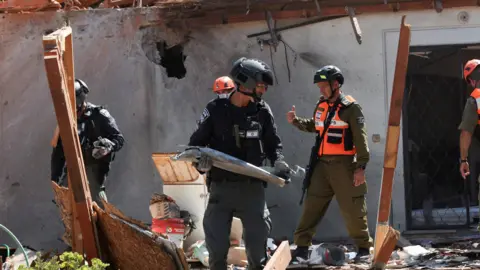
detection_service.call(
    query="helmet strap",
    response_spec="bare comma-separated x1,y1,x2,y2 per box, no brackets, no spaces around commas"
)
76,92,87,112
238,87,261,102
328,80,341,100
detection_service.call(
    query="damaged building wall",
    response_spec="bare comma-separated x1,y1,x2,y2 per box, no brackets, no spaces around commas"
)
1,7,480,250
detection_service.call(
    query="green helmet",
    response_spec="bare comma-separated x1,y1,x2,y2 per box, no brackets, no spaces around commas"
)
313,65,344,86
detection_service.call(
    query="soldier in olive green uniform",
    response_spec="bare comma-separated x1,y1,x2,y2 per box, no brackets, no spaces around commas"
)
286,65,373,261
459,60,480,231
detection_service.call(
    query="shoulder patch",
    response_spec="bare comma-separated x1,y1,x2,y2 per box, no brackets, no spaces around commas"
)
356,116,365,124
99,108,111,118
199,108,210,124
340,95,356,107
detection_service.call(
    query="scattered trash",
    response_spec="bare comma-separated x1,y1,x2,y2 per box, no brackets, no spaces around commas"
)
403,245,431,257
296,243,346,266
267,238,278,255
190,240,209,267
2,248,36,270
149,193,198,249
149,193,181,219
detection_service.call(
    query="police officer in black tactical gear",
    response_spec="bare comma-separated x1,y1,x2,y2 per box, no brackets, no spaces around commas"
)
51,79,125,205
188,57,291,270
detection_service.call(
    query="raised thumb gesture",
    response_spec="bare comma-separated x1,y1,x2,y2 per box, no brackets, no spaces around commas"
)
287,105,296,124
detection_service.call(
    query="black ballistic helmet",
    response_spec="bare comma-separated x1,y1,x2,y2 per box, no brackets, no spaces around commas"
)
74,79,89,110
313,65,344,86
229,57,274,90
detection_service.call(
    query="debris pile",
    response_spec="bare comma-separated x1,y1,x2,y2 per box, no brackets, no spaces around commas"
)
94,202,187,270
387,243,480,269
49,182,188,269
149,193,196,249
184,217,246,268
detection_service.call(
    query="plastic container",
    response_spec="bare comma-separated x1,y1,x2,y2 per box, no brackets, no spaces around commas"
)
310,244,346,266
151,218,185,249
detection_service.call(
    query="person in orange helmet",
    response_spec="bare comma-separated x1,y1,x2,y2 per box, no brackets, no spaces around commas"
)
459,59,480,178
459,59,480,216
212,76,236,99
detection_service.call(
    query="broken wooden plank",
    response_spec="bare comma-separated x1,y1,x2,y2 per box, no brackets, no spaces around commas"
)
151,153,201,184
42,26,99,261
346,6,362,44
45,26,84,255
63,26,85,256
51,181,74,246
372,15,411,269
93,203,186,270
264,241,291,270
373,224,400,269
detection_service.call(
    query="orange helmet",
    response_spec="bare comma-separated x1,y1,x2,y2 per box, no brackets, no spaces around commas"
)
213,76,235,93
464,59,480,80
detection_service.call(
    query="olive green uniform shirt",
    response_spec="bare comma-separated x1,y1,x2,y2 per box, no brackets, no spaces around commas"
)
292,95,370,169
458,97,478,134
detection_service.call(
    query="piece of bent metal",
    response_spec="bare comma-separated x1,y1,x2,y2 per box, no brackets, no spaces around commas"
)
170,146,303,187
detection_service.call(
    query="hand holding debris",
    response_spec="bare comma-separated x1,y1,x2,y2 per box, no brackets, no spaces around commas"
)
274,160,292,180
196,154,213,172
92,137,115,159
287,105,296,124
353,168,365,187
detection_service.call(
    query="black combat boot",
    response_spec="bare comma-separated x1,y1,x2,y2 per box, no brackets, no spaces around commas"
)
354,247,370,262
290,246,309,263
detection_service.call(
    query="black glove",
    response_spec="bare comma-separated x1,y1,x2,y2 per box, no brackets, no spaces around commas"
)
274,160,292,180
195,154,213,172
92,137,115,159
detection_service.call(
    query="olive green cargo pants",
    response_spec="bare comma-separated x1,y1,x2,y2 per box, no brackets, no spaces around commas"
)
294,156,373,249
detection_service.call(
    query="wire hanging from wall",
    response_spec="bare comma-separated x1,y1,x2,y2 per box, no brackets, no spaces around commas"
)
259,10,298,84
268,45,279,85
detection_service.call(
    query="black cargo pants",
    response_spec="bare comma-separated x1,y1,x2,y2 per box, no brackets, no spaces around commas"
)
58,162,110,207
203,178,269,270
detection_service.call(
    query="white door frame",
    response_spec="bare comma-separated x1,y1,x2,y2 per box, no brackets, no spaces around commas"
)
383,24,480,231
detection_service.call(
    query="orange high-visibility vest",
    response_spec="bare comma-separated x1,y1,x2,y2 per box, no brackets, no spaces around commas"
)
314,95,356,156
470,88,480,125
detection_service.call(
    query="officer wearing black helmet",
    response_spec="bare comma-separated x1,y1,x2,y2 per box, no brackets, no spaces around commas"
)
188,57,291,270
287,65,372,261
51,79,125,205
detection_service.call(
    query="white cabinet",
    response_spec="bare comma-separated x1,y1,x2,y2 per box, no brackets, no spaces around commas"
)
163,176,209,249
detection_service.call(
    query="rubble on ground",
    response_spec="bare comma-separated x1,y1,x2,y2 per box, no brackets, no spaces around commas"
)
285,238,480,270
7,184,480,270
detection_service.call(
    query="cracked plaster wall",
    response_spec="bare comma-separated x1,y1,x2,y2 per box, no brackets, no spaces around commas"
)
1,7,479,250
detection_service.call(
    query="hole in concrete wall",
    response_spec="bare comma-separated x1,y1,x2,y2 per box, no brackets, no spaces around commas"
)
156,41,187,79
140,28,188,79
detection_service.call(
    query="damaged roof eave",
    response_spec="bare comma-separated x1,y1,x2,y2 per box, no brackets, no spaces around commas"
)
182,0,477,26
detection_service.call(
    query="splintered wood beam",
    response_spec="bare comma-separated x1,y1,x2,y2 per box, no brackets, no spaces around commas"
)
46,27,84,253
263,241,291,270
63,26,85,255
372,16,410,269
43,26,99,260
